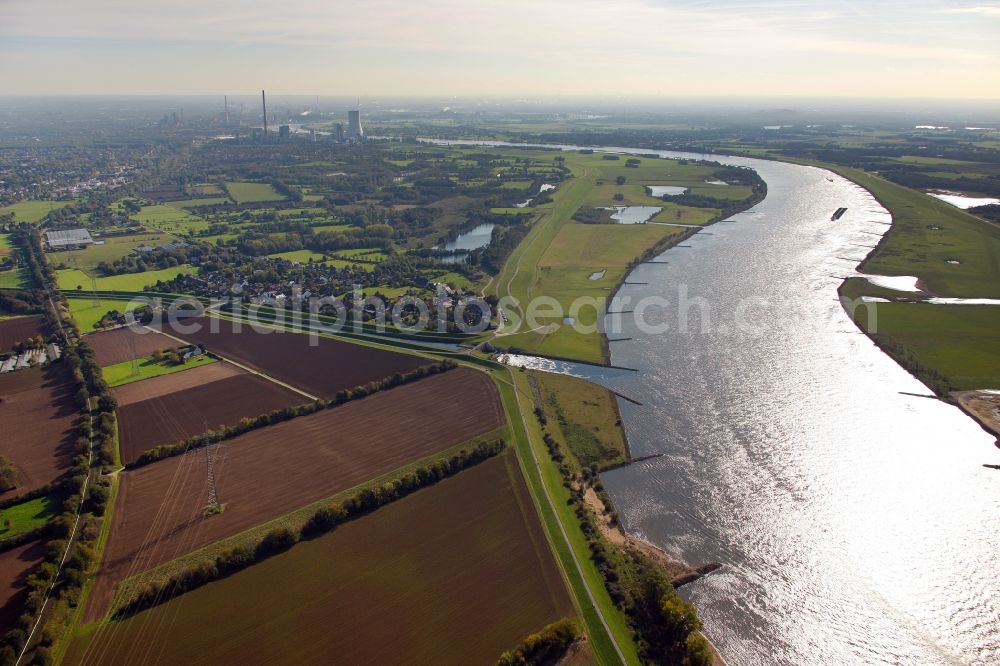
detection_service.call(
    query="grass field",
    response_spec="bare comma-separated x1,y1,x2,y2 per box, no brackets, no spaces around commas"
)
814,164,1000,298
56,265,193,291
0,494,61,539
855,302,1000,390
224,181,286,203
102,353,216,388
168,197,231,208
129,205,208,234
534,371,627,469
334,247,389,261
0,269,31,290
48,232,172,274
67,298,143,332
490,149,741,363
0,234,12,256
310,224,352,233
69,451,572,666
267,249,327,264
0,200,70,223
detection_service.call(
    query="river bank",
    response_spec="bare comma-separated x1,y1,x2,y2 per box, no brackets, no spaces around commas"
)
443,138,1000,664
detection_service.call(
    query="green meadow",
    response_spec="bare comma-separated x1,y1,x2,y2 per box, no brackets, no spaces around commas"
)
130,205,209,234
0,200,70,223
0,494,61,539
56,265,193,291
67,298,144,332
103,353,216,388
224,182,286,203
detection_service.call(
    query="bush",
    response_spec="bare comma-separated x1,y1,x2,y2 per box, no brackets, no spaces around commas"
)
0,457,16,492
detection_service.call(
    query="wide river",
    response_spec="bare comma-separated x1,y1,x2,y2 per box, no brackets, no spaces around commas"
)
430,140,1000,665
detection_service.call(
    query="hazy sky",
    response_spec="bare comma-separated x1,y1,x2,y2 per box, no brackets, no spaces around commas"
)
1,0,998,98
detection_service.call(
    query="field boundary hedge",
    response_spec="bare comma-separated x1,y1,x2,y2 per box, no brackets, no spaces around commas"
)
496,618,580,666
129,359,457,468
112,438,506,620
0,226,121,666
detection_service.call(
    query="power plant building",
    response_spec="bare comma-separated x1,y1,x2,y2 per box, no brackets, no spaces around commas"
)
347,110,364,140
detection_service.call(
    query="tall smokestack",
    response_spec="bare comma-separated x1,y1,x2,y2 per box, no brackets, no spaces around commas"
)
224,95,230,125
261,90,268,137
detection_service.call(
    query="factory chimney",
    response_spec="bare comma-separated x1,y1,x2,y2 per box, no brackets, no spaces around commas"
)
261,90,268,138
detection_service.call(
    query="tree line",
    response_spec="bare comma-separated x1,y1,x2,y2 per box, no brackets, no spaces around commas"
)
0,227,117,666
114,438,506,619
535,410,714,666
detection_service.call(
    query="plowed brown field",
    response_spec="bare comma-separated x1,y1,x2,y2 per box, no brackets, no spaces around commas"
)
158,317,430,399
85,367,505,621
0,540,46,635
111,362,241,407
85,327,177,367
69,452,572,666
0,315,44,351
114,368,306,464
0,365,78,499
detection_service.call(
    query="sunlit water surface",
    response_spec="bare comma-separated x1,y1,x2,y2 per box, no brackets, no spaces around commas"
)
433,140,1000,665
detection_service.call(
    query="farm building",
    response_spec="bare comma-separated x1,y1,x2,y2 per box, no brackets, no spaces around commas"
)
45,228,94,250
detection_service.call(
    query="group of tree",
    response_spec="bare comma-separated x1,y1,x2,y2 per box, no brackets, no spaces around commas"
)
0,457,17,493
496,619,580,666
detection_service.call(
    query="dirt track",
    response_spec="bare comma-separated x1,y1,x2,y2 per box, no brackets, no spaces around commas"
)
115,370,307,464
85,328,178,367
158,317,431,399
85,367,505,622
0,365,78,499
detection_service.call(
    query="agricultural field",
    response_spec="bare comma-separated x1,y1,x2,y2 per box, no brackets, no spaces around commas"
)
0,200,69,223
85,367,506,621
66,298,143,333
0,315,45,350
0,541,46,635
55,265,192,291
113,362,306,463
46,232,173,274
0,270,31,290
188,183,226,196
0,494,61,539
84,327,178,366
102,352,216,388
0,366,78,499
129,204,208,234
164,317,432,399
70,452,571,666
168,197,231,208
224,181,286,203
267,249,328,264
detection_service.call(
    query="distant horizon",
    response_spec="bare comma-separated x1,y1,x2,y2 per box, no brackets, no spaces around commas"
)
2,1,998,98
